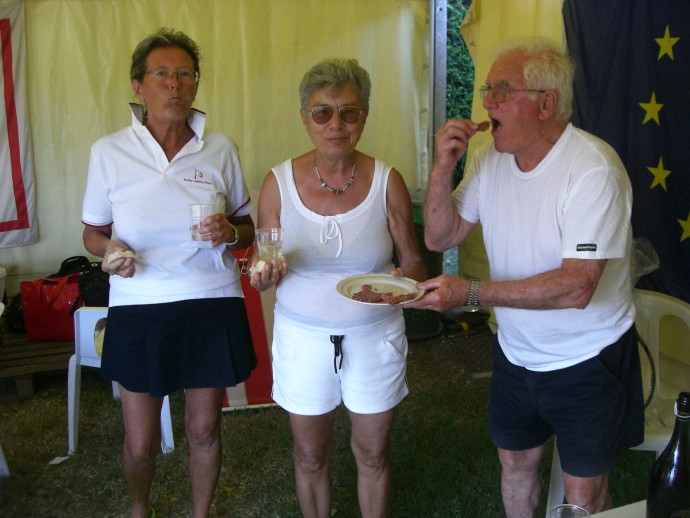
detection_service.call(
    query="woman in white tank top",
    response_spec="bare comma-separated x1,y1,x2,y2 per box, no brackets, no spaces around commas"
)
250,58,426,518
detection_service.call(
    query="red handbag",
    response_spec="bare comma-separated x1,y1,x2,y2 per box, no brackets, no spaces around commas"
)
20,273,81,341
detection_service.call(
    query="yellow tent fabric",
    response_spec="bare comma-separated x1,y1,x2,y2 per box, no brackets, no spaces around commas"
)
0,0,429,291
458,0,565,282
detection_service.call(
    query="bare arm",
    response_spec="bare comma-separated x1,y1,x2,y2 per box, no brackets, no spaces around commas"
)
424,119,489,252
256,171,281,230
82,223,112,258
482,258,608,309
82,224,136,278
227,214,255,249
385,169,426,281
410,258,607,313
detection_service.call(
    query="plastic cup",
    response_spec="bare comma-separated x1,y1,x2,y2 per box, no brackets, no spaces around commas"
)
190,204,214,241
549,504,590,518
256,228,283,262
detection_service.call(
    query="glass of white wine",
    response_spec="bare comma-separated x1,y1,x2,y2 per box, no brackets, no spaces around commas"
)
256,228,283,263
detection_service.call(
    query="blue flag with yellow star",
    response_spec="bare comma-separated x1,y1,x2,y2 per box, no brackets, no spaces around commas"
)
563,0,690,303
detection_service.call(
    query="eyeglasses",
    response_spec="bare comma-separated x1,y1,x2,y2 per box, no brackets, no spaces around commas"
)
146,68,199,84
479,85,546,103
304,105,365,124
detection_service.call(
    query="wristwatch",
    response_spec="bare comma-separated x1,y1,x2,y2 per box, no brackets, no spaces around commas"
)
225,224,239,246
465,279,480,312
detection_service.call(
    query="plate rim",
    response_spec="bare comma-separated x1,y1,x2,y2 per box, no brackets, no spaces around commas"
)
336,273,422,306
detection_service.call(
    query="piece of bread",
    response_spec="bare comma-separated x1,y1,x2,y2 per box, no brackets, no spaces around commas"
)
249,260,266,275
106,250,138,264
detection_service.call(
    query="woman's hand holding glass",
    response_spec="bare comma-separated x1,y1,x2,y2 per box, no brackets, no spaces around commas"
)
195,212,239,248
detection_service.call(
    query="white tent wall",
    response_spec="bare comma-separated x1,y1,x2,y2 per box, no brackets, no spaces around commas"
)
0,0,430,295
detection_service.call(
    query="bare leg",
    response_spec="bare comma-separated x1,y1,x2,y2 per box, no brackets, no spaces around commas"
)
563,472,611,513
289,411,336,518
349,409,395,518
184,387,224,518
499,445,544,518
119,386,163,518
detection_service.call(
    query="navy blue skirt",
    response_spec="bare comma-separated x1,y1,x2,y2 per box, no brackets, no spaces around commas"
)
100,298,257,397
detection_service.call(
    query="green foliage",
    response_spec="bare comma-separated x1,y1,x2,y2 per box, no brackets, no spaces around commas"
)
447,0,475,187
447,0,474,120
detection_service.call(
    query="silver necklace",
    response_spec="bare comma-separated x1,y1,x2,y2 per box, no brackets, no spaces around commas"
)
313,159,356,195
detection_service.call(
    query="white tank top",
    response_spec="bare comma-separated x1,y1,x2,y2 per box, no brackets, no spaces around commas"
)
273,158,400,333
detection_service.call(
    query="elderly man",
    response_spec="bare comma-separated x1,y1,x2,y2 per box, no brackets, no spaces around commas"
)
409,38,643,517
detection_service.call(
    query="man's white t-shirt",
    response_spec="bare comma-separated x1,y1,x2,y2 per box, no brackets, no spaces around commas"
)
453,123,635,371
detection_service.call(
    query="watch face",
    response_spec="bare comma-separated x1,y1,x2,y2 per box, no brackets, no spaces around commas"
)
465,304,480,313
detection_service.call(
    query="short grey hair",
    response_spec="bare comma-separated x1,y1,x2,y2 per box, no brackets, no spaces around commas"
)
494,37,574,122
299,58,371,110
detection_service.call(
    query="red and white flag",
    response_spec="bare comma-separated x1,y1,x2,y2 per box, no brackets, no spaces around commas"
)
0,0,37,248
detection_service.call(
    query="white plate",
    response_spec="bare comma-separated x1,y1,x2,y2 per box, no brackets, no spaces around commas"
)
336,274,423,306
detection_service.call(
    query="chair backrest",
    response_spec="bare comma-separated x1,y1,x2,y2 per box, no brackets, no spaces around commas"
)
74,307,108,369
634,289,690,400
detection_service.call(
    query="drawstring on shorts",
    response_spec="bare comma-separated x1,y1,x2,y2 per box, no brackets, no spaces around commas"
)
331,335,344,373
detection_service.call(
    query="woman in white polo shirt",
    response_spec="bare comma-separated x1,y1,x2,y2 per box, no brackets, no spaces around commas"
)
81,28,256,518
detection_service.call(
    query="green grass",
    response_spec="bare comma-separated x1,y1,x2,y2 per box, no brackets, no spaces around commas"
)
0,331,653,517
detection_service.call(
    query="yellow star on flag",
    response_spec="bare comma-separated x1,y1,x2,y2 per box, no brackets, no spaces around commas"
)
679,212,690,242
639,92,663,125
647,157,671,191
656,25,680,60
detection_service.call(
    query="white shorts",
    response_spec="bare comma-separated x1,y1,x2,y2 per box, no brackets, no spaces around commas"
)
271,312,409,415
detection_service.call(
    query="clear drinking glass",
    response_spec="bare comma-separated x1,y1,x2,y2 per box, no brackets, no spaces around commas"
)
549,504,591,518
190,204,214,241
256,228,283,262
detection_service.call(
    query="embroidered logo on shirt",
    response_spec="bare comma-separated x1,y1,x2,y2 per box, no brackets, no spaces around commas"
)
184,169,212,185
577,244,597,252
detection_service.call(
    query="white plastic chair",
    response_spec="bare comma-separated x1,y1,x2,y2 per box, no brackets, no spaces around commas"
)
67,307,174,454
545,288,690,514
631,289,690,454
0,442,9,477
0,302,8,476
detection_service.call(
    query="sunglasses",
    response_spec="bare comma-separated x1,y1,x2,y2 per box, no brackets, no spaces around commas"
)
304,105,365,124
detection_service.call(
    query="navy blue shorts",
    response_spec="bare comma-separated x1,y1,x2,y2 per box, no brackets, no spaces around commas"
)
101,298,257,397
488,325,644,477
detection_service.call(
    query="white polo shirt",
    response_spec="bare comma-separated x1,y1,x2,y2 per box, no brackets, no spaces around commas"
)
82,104,252,306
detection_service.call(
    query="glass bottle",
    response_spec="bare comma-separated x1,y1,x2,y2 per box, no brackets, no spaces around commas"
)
646,391,690,518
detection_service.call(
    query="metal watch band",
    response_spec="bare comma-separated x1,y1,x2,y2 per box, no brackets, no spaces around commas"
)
467,279,480,307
